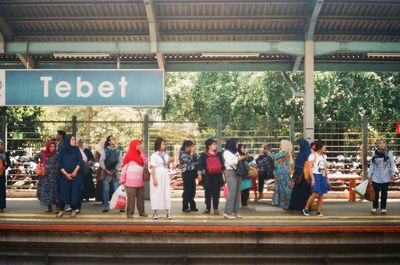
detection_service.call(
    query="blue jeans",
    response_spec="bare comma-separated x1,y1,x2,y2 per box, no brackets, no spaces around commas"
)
103,172,120,209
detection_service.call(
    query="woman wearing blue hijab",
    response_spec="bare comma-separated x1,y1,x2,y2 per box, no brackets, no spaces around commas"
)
289,138,312,211
56,135,83,218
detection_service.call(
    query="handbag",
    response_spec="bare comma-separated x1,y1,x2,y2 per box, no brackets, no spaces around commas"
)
34,152,46,177
365,181,375,202
143,166,150,181
248,167,259,178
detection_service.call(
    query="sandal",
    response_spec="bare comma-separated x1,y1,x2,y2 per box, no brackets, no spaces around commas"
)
56,211,64,218
214,210,220,215
70,210,77,218
203,209,211,214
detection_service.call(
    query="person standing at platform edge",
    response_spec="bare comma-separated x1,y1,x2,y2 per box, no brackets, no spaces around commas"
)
303,140,330,217
100,135,123,213
94,139,106,202
78,139,95,203
0,139,11,213
198,139,225,215
272,140,294,211
368,139,397,215
120,139,148,218
57,135,83,218
255,144,275,200
34,140,58,213
289,138,312,212
238,144,252,208
150,137,172,220
179,140,199,213
223,138,245,219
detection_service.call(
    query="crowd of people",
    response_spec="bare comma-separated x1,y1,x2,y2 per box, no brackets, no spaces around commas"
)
0,131,397,218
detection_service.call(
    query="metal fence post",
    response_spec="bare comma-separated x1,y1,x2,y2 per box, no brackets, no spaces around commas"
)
1,114,6,151
290,116,295,143
216,116,222,151
72,115,77,136
143,114,150,200
362,116,369,179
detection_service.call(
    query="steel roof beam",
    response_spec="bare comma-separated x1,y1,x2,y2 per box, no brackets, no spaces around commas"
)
144,0,164,69
293,0,324,72
5,41,400,56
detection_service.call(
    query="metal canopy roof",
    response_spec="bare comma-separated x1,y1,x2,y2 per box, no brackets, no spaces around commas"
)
0,0,400,71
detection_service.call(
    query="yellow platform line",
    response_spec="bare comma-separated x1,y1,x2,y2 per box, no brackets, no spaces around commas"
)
1,213,400,219
0,218,399,224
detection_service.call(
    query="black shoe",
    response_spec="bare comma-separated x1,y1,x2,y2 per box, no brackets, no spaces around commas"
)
182,209,190,213
203,209,211,214
190,208,199,212
302,209,310,216
120,209,125,213
102,209,109,213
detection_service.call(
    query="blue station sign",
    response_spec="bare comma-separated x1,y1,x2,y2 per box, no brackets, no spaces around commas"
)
0,69,164,106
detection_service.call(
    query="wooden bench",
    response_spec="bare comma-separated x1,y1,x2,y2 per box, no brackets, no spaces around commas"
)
328,173,363,202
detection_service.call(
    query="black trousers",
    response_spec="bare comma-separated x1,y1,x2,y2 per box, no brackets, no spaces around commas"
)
241,188,250,207
204,177,221,210
372,182,389,210
182,170,197,211
258,173,272,193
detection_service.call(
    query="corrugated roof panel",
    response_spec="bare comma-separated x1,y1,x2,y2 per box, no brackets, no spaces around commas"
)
161,34,301,41
155,2,309,17
321,2,400,17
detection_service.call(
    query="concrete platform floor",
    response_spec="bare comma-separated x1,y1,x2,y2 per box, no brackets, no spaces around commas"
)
1,197,400,227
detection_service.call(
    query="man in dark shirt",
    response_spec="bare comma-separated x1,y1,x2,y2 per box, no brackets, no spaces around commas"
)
256,144,275,200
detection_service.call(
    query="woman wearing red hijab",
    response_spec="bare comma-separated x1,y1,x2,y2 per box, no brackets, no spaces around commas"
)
120,139,148,218
34,140,58,213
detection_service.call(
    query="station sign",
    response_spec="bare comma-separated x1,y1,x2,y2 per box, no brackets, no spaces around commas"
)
0,69,164,106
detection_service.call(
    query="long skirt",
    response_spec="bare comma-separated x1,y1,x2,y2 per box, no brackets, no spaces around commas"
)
150,168,171,211
289,175,312,211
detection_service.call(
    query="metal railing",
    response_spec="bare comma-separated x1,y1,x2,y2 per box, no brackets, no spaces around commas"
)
2,115,399,191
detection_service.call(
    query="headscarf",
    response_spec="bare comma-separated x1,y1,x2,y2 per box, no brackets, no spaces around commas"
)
62,135,79,155
294,138,311,175
225,138,237,154
122,139,144,168
96,138,106,154
280,140,294,174
372,140,389,163
42,140,56,164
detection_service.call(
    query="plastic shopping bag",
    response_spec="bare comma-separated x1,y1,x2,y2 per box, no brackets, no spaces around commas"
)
353,179,368,196
223,184,228,199
110,185,127,210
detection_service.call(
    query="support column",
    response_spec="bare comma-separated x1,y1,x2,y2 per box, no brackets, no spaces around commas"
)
303,40,315,142
143,114,150,200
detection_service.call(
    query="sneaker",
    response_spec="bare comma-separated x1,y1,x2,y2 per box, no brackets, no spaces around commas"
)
303,209,310,216
65,207,72,212
190,208,199,212
76,209,81,214
381,209,387,215
316,211,324,217
167,214,172,220
371,208,377,215
223,213,236,220
233,213,243,219
153,213,159,220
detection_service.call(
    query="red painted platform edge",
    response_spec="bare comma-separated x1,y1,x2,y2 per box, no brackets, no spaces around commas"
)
1,225,400,233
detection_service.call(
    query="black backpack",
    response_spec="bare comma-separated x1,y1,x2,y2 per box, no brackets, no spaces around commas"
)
104,148,120,170
236,160,250,177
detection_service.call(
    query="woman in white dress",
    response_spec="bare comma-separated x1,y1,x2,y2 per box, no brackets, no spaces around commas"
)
150,137,172,220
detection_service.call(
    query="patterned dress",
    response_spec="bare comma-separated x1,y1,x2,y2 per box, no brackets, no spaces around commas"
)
272,150,293,208
35,151,59,206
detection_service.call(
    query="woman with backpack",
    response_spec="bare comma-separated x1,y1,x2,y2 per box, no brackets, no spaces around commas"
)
272,140,294,211
179,140,199,213
368,139,397,215
288,138,312,212
237,144,252,208
223,138,246,219
100,135,122,213
303,140,330,217
198,139,225,215
150,137,172,220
